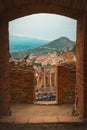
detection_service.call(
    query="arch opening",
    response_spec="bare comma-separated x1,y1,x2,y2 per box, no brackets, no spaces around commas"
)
10,14,76,121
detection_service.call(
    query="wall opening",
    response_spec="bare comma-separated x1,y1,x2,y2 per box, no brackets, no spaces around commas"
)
8,13,77,122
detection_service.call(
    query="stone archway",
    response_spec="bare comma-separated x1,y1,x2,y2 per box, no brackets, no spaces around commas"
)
0,0,87,119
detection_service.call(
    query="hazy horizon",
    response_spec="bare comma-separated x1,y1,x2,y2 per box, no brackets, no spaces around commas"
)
9,13,77,41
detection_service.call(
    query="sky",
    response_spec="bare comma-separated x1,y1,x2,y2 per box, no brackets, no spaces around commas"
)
9,13,77,41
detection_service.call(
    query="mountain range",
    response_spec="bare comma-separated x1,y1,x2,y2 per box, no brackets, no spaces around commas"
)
10,36,76,59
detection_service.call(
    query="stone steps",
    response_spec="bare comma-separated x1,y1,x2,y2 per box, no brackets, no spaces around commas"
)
0,122,87,130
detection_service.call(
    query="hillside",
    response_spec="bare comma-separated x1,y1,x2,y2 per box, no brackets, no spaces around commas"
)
10,37,76,59
42,37,75,49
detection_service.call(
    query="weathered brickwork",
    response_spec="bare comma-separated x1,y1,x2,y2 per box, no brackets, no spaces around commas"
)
0,21,11,116
76,12,87,118
10,61,35,104
57,63,76,104
0,0,87,119
1,0,84,21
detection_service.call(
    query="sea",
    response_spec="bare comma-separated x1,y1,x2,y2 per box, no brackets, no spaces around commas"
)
9,35,49,53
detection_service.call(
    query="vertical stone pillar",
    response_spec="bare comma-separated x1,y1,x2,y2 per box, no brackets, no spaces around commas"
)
50,72,52,87
0,20,11,116
56,66,58,104
54,72,56,87
52,72,56,87
44,66,46,88
76,11,87,119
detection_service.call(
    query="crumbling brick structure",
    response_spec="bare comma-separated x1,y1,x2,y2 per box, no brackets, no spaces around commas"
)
56,62,76,104
0,0,87,119
10,60,35,104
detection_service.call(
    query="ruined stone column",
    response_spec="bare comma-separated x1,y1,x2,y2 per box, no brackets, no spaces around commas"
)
50,72,52,87
0,20,11,116
76,11,87,119
53,72,56,87
44,66,46,88
56,66,58,104
55,72,56,87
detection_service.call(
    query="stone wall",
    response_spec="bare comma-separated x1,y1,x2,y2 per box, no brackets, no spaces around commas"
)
10,60,35,104
57,62,76,104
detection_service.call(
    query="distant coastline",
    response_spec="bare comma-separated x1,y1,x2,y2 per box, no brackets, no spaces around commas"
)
9,35,49,53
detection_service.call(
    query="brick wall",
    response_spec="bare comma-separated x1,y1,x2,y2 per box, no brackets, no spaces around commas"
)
0,1,87,119
10,61,35,104
57,63,76,104
76,12,87,118
0,21,11,116
10,61,76,105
